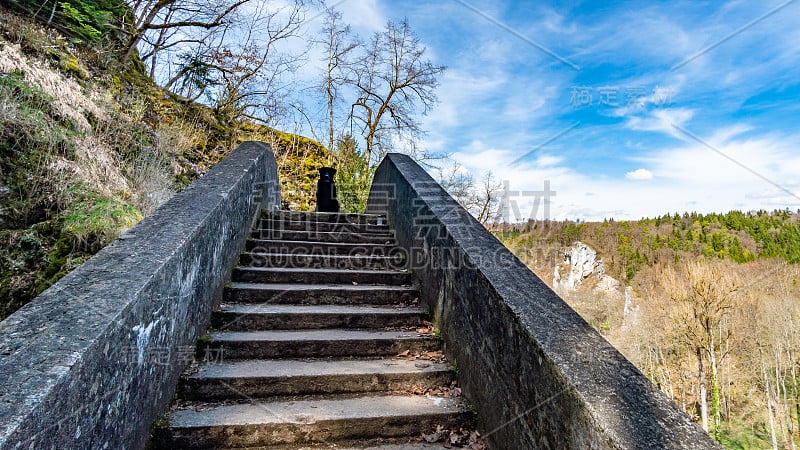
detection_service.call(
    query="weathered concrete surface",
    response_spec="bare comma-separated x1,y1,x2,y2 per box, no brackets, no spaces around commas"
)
245,239,394,255
153,395,466,448
0,141,280,449
180,357,452,399
251,228,396,244
202,329,440,359
259,218,391,233
262,210,386,225
238,252,406,270
366,153,722,449
223,282,417,305
211,304,425,330
233,267,412,285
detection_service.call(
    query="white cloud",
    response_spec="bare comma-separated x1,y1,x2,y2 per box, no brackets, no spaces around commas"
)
610,85,680,118
337,0,385,33
625,108,695,139
534,154,564,167
425,70,507,129
445,126,800,222
625,168,654,180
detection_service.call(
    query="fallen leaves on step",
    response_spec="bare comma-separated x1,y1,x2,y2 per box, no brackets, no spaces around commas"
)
416,320,435,335
422,425,445,443
422,425,485,449
393,320,436,336
394,297,420,308
392,349,446,363
425,381,462,398
401,380,463,397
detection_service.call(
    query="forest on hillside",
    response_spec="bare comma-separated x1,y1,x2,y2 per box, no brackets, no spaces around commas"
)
495,210,800,449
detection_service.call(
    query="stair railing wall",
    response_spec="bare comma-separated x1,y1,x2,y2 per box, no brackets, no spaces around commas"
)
366,153,721,450
0,142,280,449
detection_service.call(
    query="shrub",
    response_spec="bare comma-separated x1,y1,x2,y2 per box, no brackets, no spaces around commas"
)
2,0,127,44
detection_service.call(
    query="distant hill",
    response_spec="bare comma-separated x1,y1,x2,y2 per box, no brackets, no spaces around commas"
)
493,209,800,283
492,211,800,449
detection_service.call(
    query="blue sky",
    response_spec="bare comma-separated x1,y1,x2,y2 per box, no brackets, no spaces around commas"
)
326,0,800,221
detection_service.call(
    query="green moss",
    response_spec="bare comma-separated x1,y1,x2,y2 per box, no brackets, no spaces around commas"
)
0,6,342,321
0,72,54,107
239,123,331,211
55,50,90,80
716,421,773,449
151,415,169,429
62,194,143,250
34,236,90,295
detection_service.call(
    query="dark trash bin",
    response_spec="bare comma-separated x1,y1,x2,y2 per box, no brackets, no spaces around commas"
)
316,167,340,213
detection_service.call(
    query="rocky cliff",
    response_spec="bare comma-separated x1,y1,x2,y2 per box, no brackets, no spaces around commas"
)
553,241,620,294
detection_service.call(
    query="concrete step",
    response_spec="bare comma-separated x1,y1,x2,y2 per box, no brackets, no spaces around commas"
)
239,252,406,270
262,210,387,226
211,304,426,331
198,329,440,359
245,239,395,256
243,442,456,449
179,358,453,400
260,218,391,234
232,267,413,285
223,283,418,305
251,229,396,244
189,442,456,449
152,395,466,449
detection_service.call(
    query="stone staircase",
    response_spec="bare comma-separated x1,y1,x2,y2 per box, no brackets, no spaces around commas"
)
152,211,472,449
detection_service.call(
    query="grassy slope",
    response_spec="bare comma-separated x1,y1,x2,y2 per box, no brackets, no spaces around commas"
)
0,7,330,319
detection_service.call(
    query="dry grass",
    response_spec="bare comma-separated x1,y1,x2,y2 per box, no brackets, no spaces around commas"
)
48,136,131,198
0,43,106,131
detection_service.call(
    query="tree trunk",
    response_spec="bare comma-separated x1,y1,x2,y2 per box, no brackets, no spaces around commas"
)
364,128,374,165
765,369,780,450
759,338,780,450
790,347,799,448
47,0,58,25
697,346,709,432
775,347,797,450
708,333,722,437
327,67,334,160
657,346,675,400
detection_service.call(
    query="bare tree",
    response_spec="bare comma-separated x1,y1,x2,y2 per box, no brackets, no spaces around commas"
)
476,171,504,224
155,1,307,126
749,262,800,450
211,1,306,125
435,161,502,225
663,260,739,435
349,19,445,164
122,0,252,63
436,159,475,208
316,8,358,158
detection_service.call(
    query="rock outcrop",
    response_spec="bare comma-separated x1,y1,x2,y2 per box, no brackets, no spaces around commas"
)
553,241,620,294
